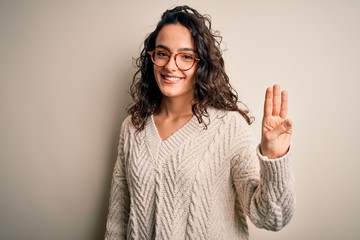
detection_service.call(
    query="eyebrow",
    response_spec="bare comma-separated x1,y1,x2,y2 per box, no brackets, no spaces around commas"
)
155,44,196,52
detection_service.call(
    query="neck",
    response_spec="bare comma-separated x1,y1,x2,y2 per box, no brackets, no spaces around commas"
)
156,96,193,118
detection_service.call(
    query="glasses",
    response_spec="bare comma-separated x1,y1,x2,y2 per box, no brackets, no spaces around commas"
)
148,48,200,71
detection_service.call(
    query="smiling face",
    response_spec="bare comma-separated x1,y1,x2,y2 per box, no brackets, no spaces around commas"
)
153,23,198,102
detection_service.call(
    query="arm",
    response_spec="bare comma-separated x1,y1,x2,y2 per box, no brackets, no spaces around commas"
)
105,127,131,240
230,120,295,231
231,85,295,231
251,148,295,231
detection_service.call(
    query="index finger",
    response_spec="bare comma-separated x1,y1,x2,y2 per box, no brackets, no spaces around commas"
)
280,90,289,119
272,84,281,116
264,86,273,117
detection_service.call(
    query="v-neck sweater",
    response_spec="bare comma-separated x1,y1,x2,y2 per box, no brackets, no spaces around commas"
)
105,108,295,240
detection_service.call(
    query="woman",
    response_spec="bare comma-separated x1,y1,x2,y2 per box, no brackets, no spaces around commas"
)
105,5,295,240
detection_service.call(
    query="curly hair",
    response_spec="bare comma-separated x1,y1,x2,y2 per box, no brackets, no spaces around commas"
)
127,5,253,131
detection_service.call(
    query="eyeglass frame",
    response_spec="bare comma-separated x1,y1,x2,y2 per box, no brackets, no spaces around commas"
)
147,48,200,71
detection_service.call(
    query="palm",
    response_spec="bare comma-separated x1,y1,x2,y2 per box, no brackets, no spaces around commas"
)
260,85,292,159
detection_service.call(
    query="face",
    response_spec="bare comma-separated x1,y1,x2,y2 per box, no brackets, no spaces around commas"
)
153,23,198,101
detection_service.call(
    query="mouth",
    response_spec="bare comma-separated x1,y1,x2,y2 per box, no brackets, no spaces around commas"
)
161,74,184,83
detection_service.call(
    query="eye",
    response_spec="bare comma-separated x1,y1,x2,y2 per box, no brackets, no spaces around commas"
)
179,53,194,61
155,50,170,58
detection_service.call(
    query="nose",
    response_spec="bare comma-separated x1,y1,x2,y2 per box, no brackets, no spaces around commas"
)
164,54,178,71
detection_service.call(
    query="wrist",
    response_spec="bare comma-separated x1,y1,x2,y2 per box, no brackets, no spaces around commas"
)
259,145,290,159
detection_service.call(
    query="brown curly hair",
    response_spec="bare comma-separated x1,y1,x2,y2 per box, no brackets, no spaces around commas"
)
127,5,253,131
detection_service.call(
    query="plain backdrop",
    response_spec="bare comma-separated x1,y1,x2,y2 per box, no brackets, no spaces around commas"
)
1,1,359,239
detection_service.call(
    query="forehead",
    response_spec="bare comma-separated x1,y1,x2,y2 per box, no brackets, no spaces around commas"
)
155,23,195,50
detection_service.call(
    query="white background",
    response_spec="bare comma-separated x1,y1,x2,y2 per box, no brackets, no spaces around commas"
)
1,1,359,239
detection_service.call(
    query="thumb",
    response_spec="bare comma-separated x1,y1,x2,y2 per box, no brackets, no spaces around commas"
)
269,119,293,138
284,118,293,130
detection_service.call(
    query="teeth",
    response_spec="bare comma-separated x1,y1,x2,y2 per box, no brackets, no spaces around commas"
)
164,76,181,81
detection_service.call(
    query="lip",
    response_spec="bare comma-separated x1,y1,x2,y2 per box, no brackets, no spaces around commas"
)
161,74,184,84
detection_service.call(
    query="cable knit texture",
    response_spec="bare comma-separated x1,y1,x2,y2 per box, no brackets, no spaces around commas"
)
105,108,295,240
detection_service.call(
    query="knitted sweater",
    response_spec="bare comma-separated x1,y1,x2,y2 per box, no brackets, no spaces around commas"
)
105,108,295,240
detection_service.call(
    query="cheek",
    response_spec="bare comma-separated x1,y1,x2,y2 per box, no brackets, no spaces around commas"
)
153,66,161,78
188,68,197,83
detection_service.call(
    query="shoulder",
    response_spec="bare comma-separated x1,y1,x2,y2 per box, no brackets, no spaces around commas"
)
208,108,250,127
119,115,137,138
205,108,258,154
207,108,255,142
120,114,153,138
120,115,132,131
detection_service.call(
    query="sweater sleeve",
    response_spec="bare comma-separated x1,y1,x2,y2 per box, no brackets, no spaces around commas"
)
230,115,295,231
105,122,131,240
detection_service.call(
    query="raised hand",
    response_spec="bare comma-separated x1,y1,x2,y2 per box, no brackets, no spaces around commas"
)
260,84,293,159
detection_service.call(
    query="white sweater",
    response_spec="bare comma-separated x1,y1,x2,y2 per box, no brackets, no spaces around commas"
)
105,108,295,239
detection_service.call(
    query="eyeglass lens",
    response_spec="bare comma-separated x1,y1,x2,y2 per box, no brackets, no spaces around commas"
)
151,49,196,70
